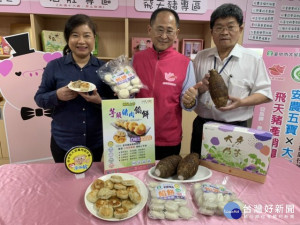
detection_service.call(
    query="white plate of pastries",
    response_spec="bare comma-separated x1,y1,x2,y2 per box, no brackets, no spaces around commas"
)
84,173,148,221
68,80,96,92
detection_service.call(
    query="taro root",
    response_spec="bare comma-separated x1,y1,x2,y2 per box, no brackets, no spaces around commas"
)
177,153,199,180
154,155,182,178
208,69,229,108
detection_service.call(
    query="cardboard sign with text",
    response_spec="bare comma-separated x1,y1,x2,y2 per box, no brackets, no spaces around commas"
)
102,98,155,174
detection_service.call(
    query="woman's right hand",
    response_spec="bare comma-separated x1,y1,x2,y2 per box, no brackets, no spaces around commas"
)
56,86,78,101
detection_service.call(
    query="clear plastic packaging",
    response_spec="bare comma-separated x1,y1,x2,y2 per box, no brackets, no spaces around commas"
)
147,181,196,221
97,55,144,99
192,177,245,217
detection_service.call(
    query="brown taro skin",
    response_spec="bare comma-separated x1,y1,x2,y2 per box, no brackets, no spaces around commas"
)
208,69,229,108
154,155,182,178
177,153,200,180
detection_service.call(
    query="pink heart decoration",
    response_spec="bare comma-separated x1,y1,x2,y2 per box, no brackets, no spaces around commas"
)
0,60,13,77
43,52,63,63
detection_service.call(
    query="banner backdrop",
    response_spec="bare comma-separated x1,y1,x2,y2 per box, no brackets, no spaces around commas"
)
252,47,300,167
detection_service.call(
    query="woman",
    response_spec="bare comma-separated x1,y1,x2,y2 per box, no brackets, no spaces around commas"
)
35,14,115,163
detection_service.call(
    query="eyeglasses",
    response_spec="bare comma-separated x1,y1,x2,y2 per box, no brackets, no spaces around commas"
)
213,25,240,34
153,27,177,37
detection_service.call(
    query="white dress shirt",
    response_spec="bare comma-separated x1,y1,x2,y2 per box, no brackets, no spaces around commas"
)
193,44,273,122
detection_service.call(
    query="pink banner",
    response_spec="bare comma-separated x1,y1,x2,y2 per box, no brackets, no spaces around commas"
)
252,47,300,167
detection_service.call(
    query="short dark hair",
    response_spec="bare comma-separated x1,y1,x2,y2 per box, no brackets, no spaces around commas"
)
63,14,97,55
210,4,243,29
150,8,180,28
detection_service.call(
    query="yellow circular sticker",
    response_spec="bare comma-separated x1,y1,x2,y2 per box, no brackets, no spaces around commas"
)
64,146,93,174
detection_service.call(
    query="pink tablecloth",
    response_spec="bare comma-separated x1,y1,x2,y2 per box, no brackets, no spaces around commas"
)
0,157,299,225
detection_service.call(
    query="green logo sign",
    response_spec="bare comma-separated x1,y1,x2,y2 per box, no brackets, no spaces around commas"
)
291,65,300,82
267,51,273,56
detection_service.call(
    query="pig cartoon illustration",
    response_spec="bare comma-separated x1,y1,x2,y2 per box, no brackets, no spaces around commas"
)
0,33,62,163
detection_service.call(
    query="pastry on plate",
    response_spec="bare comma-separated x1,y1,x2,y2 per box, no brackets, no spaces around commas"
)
98,205,114,218
80,82,90,91
114,206,129,219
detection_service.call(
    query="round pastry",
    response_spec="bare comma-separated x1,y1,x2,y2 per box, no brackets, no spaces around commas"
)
134,123,146,136
123,121,130,130
91,179,105,190
86,189,99,203
98,187,116,199
114,206,129,219
98,205,114,219
110,175,123,183
70,80,82,88
116,189,129,200
108,196,122,208
113,130,127,144
118,89,130,99
128,122,138,132
104,179,114,189
80,82,90,92
114,183,127,190
128,190,141,204
127,185,138,192
122,199,136,210
94,199,109,210
115,120,123,127
121,180,135,186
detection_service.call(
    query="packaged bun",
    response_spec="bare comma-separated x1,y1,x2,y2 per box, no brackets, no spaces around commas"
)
97,55,145,99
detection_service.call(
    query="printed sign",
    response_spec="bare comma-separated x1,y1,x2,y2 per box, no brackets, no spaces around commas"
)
244,0,300,46
40,0,118,10
252,47,300,167
102,98,155,174
135,0,207,14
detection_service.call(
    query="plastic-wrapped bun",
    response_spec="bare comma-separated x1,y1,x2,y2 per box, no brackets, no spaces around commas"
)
149,203,165,211
97,55,145,99
131,77,141,86
199,207,215,216
178,206,193,219
165,211,179,220
174,199,187,206
149,210,165,220
164,201,179,212
129,88,140,94
118,89,130,99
